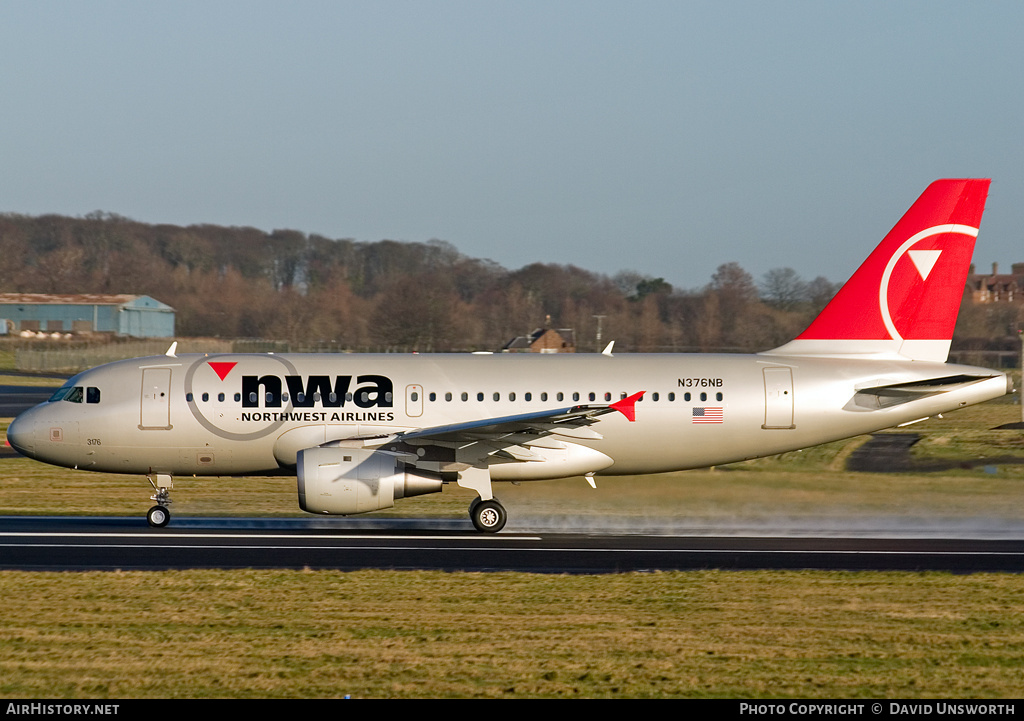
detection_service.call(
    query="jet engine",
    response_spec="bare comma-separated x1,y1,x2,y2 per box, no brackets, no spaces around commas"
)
297,446,443,515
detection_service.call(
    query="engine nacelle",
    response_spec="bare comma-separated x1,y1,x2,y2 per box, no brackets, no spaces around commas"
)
297,446,443,515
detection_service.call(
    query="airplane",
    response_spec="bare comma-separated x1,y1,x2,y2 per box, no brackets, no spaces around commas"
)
5,179,1011,532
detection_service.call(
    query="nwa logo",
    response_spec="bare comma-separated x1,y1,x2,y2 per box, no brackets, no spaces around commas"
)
241,374,394,409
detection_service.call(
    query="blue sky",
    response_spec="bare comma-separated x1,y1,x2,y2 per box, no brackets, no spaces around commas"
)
2,1,1021,289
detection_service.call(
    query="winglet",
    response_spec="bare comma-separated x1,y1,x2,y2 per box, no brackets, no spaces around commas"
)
602,341,615,356
610,391,645,422
165,341,178,358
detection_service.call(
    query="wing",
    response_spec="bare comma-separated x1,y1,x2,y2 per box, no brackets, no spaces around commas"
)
328,391,644,469
403,390,644,442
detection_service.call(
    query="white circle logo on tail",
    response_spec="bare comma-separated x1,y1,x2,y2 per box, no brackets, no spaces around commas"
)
878,224,978,341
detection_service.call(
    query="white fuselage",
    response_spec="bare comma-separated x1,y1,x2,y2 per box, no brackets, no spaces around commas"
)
8,352,1009,481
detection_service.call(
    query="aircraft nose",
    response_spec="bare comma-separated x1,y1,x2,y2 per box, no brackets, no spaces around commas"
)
5,414,34,458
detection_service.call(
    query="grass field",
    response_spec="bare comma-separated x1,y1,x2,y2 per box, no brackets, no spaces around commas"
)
2,569,1024,698
0,374,66,387
2,398,1024,698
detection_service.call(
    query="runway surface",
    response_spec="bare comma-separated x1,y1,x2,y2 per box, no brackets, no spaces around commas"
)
0,384,51,419
3,515,1024,573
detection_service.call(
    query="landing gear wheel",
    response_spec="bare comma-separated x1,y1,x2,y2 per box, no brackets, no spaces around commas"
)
469,496,481,516
147,505,171,528
469,495,498,516
471,499,507,533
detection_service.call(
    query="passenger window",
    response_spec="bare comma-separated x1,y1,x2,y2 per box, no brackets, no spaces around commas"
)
588,392,596,402
445,392,452,401
700,392,707,402
525,392,532,401
477,392,484,401
461,392,468,401
186,392,194,402
219,393,225,402
86,387,101,404
411,392,419,402
557,392,564,402
668,392,675,401
684,392,691,402
573,392,580,402
235,393,241,402
493,392,500,401
202,393,209,402
716,392,723,401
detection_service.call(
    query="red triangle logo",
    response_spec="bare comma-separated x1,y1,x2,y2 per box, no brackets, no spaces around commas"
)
209,362,237,381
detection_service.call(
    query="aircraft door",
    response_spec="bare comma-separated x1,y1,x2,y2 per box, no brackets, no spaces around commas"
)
406,384,423,418
762,367,794,429
140,368,172,430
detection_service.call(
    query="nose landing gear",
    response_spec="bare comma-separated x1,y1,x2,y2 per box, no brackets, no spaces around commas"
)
146,473,173,528
147,504,170,528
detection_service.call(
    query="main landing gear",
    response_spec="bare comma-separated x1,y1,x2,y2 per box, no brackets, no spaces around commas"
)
147,473,173,528
459,467,507,533
469,496,507,533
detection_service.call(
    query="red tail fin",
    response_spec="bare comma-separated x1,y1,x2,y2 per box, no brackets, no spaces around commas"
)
765,179,990,361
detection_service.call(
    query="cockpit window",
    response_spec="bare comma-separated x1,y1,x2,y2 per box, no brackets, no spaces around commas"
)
48,384,98,403
48,386,72,402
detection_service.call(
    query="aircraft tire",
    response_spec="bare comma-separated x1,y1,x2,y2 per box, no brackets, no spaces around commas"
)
471,499,507,533
469,495,501,516
147,505,171,528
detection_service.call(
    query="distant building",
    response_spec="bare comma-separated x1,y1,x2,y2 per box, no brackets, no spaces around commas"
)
0,294,175,338
967,263,1024,304
502,327,576,353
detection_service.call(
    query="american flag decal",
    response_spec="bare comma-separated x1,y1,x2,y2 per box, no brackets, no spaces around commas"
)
692,407,724,424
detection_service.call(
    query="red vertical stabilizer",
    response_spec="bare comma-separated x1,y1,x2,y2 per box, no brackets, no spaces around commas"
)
765,179,990,361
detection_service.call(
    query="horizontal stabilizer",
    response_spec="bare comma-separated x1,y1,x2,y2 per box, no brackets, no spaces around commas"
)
852,374,997,409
